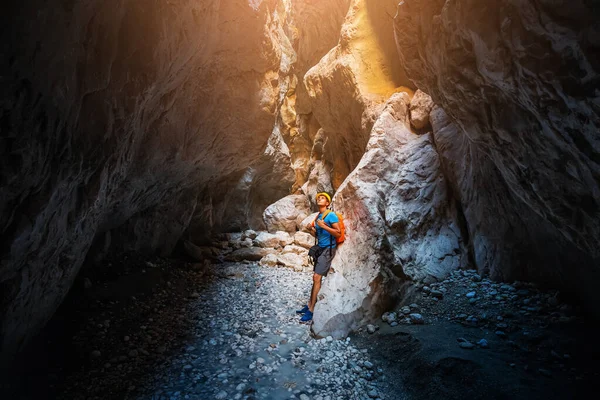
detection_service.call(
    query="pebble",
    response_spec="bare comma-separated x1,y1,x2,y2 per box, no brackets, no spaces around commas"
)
409,313,424,325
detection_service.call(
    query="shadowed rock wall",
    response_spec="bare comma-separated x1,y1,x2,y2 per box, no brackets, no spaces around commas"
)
0,0,288,361
394,0,600,310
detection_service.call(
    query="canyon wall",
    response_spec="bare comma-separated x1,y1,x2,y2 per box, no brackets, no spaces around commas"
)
2,0,599,358
0,0,296,361
394,0,600,310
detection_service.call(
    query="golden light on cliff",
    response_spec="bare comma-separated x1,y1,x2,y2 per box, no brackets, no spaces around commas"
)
351,0,414,99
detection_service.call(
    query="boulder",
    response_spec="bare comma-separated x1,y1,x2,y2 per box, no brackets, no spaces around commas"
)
299,213,319,233
240,238,253,248
294,232,315,249
409,89,434,130
242,230,258,240
263,195,311,233
259,254,279,267
277,253,306,272
300,160,334,207
227,232,243,243
312,93,465,339
282,245,310,257
274,231,294,248
225,248,275,262
253,232,281,249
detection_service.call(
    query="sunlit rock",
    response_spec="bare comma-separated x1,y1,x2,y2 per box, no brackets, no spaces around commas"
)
312,93,466,338
253,232,281,249
277,253,306,271
263,195,310,233
299,213,320,233
294,232,315,249
409,89,434,130
259,253,279,267
284,0,353,192
298,0,415,190
282,244,309,257
300,160,334,207
274,231,294,248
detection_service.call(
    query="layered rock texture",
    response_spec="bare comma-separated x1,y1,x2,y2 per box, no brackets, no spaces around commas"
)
312,93,466,338
298,0,414,191
1,0,599,361
394,0,600,314
0,0,303,361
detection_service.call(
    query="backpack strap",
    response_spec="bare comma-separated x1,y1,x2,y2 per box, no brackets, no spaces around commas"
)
320,210,334,252
313,210,333,246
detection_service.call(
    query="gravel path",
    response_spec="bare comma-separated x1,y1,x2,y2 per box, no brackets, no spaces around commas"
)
36,260,390,400
132,262,388,400
8,253,595,400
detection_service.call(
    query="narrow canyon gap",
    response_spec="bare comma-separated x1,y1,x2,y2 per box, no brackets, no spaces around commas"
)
1,0,599,372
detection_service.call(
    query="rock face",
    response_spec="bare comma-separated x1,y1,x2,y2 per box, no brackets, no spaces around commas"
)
394,0,600,313
312,93,466,338
298,0,415,190
0,0,293,362
283,0,353,192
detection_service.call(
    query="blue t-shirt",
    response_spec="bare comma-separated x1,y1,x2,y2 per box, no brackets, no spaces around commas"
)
316,211,339,248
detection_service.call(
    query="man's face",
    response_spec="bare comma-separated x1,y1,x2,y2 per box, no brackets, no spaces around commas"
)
316,195,330,207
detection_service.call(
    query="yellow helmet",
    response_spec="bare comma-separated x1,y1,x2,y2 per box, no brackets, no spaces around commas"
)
315,192,332,203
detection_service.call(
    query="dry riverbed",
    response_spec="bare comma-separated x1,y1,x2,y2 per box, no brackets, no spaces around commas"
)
3,255,598,400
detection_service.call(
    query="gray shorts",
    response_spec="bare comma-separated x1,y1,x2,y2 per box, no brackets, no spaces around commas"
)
314,247,336,276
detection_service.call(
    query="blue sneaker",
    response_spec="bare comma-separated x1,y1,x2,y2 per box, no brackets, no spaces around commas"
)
300,310,313,322
296,305,309,314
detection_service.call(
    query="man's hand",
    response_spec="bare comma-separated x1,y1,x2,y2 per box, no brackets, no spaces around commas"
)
316,219,327,228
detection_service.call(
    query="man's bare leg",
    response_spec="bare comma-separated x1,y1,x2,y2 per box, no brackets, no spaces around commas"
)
308,273,322,312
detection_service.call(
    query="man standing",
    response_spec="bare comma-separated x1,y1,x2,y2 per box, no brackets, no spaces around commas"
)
297,192,341,323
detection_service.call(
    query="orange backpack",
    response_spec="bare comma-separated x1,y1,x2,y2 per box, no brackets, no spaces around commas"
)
312,209,346,244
